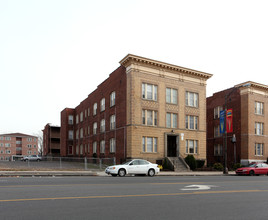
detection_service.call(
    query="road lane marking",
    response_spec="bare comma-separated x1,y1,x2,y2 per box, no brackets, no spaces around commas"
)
0,189,267,203
181,185,217,190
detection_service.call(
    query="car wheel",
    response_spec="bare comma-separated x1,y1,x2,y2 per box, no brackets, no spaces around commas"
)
111,174,117,177
37,159,40,162
249,170,254,176
148,169,155,177
118,169,126,177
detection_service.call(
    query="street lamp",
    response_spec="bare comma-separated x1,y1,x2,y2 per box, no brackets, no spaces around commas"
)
223,83,251,174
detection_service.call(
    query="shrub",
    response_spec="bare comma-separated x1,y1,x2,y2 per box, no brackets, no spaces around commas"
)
233,163,242,170
196,160,205,168
213,163,223,171
185,155,197,170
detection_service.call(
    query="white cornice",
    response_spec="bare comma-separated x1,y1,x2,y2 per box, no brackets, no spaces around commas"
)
119,54,213,80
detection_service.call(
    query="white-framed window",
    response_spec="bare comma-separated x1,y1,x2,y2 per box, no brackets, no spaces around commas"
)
93,103,97,115
214,125,222,137
166,113,177,128
76,115,79,124
255,143,264,156
0,143,3,147
80,112,83,122
69,130,74,140
84,109,87,119
110,138,116,153
28,151,32,155
0,136,3,140
88,107,90,116
142,137,157,153
100,119,105,133
142,83,157,101
214,106,223,119
186,91,199,107
110,115,116,130
255,122,264,135
5,150,11,154
93,141,97,154
27,138,32,141
27,144,31,148
185,115,198,130
110,91,116,107
80,128,83,138
214,144,223,156
93,122,98,135
88,126,90,136
255,102,264,115
5,143,11,147
100,98,105,112
100,140,105,154
88,144,90,154
186,140,198,154
76,145,79,155
166,88,178,104
142,110,157,126
68,115,73,125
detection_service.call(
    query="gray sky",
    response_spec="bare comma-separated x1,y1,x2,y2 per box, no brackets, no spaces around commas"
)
1,0,267,135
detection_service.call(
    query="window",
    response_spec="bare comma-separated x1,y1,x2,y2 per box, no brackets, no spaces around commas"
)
76,145,79,155
186,140,198,154
68,115,73,125
255,143,263,156
142,110,157,126
27,138,32,141
214,125,221,137
93,122,97,135
142,137,157,153
80,144,83,155
93,142,97,154
76,115,79,124
214,106,223,119
88,107,90,116
68,146,73,155
166,88,178,104
85,109,87,119
76,130,79,139
93,103,97,115
255,102,264,115
5,150,11,154
186,115,198,130
100,119,105,133
214,144,223,156
255,122,264,135
110,138,116,153
142,83,157,101
110,91,116,107
186,91,198,107
100,98,105,111
80,128,83,138
5,143,11,147
68,130,73,140
100,140,105,154
110,115,116,130
80,112,83,122
166,113,177,128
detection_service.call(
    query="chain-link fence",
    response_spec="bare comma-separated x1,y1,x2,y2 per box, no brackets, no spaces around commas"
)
0,156,116,171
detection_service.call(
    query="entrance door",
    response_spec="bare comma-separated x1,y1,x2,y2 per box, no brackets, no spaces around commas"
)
167,135,177,157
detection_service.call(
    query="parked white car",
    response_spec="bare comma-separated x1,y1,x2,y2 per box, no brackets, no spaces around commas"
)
105,159,160,177
21,155,42,161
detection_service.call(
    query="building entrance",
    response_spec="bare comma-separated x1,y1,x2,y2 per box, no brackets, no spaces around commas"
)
167,135,178,157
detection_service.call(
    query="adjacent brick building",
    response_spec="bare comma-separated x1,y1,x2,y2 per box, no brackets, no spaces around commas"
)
207,81,268,167
60,54,212,164
43,124,61,156
0,133,38,161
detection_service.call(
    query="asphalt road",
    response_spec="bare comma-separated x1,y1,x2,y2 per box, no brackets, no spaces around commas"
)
1,176,268,220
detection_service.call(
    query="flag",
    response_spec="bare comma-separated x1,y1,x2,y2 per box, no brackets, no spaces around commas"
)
220,110,225,134
226,109,233,133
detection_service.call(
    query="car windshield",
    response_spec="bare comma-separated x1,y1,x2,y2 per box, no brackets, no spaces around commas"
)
248,164,257,167
122,161,132,165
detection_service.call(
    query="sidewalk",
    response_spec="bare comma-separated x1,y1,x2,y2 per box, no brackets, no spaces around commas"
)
0,170,236,177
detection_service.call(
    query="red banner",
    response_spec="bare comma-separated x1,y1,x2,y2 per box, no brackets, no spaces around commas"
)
226,109,233,133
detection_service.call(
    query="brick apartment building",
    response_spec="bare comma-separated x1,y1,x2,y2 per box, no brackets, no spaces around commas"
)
0,133,38,161
207,81,268,167
43,124,61,156
60,54,212,164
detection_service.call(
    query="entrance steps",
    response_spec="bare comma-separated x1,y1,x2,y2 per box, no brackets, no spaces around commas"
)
167,157,190,172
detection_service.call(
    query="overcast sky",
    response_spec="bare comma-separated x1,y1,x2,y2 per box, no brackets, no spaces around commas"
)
1,0,267,136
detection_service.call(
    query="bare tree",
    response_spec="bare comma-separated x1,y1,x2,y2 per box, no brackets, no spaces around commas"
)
33,130,43,156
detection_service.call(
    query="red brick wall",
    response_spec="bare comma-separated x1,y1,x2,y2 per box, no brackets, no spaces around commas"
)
60,66,127,163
